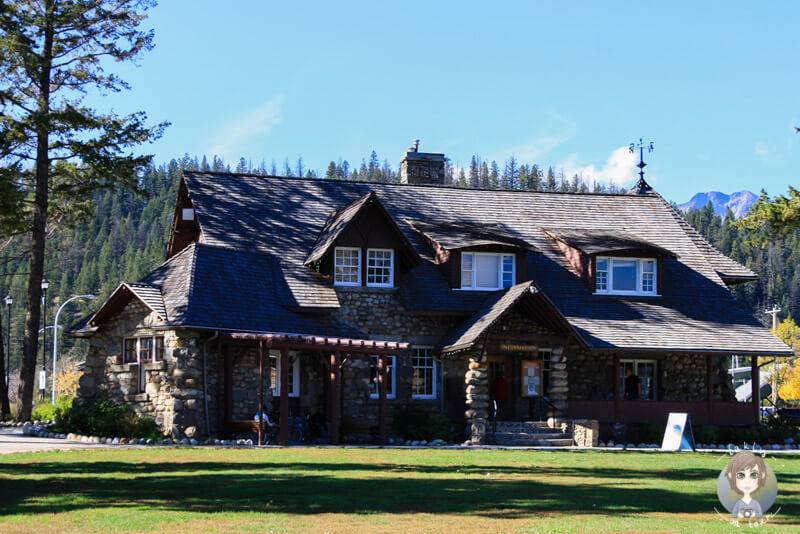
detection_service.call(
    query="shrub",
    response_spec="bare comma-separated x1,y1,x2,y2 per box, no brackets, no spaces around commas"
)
32,396,73,423
694,425,718,445
63,398,164,439
393,407,462,442
638,423,666,444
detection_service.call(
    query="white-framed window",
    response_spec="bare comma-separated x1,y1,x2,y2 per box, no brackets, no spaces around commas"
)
366,248,394,287
123,336,165,364
619,359,657,401
460,252,515,290
369,355,396,399
411,346,437,399
269,350,300,397
334,247,361,286
595,257,658,295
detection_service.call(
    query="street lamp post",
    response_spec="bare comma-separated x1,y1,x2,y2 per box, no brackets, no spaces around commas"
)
40,279,49,399
51,294,94,404
4,296,10,388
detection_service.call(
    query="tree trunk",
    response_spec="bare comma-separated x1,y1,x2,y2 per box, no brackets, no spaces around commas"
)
0,308,9,420
16,12,53,423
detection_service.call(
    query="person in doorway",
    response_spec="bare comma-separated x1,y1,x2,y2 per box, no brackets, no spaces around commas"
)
624,368,641,400
492,372,508,420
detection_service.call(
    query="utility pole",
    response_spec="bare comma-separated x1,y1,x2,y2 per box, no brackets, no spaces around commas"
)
766,306,781,406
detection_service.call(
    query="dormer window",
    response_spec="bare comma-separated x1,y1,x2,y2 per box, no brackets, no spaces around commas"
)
595,257,657,295
367,249,394,287
461,252,515,290
334,247,361,286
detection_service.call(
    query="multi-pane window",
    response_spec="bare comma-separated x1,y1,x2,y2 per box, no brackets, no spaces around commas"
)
620,359,657,400
367,249,394,287
411,347,436,398
461,252,515,290
539,348,552,395
370,355,396,399
269,351,300,397
334,247,361,286
595,257,657,295
123,336,165,364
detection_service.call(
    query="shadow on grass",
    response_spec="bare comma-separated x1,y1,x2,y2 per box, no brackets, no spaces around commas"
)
0,458,740,518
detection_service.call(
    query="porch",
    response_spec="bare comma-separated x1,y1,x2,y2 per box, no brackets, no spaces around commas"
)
567,353,762,425
219,333,408,446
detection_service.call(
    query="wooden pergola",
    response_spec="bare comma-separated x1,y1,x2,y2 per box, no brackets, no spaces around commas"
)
222,333,408,446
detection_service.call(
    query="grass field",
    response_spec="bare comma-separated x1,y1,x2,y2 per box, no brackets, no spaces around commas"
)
0,447,798,533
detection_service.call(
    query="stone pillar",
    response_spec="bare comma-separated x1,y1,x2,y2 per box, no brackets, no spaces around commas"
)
549,346,568,412
573,419,599,447
464,357,489,445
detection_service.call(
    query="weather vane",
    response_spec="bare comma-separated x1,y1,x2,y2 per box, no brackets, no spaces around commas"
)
630,138,654,192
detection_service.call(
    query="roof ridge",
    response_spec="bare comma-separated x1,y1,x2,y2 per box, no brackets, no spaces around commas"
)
182,170,650,197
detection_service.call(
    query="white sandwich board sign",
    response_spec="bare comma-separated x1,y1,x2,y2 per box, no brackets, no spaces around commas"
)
661,412,695,451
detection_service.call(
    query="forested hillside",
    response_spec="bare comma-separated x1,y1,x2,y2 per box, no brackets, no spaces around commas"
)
683,203,799,325
0,152,789,383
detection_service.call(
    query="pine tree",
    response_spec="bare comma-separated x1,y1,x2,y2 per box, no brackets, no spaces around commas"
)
468,156,480,188
0,0,166,421
489,161,500,189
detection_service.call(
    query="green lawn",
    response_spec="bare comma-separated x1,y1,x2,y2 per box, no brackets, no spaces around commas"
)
0,447,798,533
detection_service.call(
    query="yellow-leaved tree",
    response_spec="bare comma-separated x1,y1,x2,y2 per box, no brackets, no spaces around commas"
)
775,319,800,402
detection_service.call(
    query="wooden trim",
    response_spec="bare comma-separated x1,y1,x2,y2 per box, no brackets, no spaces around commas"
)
613,354,620,422
488,333,569,345
280,346,289,446
330,351,342,444
706,354,714,425
752,356,759,425
258,340,264,446
224,343,233,435
378,354,387,444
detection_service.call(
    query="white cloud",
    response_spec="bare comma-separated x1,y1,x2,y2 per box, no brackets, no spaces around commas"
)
755,141,782,163
557,146,639,188
209,96,284,159
494,110,579,162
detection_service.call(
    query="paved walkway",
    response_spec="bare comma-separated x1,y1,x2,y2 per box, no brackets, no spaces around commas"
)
0,427,116,454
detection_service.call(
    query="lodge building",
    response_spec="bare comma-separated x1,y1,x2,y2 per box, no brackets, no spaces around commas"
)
69,142,792,446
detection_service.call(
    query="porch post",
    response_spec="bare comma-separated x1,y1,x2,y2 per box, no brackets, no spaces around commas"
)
613,354,620,422
224,343,233,435
378,353,387,445
216,337,225,434
280,346,289,446
330,351,342,444
751,356,760,425
258,340,264,446
706,354,714,425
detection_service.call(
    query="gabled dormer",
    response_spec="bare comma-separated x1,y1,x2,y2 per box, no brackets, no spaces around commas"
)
409,220,540,291
305,192,422,288
542,228,676,296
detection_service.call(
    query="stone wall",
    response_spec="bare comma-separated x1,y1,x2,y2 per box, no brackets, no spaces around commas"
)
567,351,736,402
76,299,209,439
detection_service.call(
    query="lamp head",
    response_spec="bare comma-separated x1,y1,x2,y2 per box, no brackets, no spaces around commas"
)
4,296,11,306
41,279,49,290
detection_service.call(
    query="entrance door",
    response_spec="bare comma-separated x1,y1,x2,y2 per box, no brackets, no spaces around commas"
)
487,356,510,420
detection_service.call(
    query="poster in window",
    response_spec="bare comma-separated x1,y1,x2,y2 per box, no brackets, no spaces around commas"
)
521,360,542,398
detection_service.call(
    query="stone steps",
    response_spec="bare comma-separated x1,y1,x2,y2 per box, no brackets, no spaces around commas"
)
488,420,573,447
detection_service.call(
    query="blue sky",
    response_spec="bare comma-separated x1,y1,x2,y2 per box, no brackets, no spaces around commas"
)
98,1,800,203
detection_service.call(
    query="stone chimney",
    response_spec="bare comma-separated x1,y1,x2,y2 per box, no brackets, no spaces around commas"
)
399,139,446,185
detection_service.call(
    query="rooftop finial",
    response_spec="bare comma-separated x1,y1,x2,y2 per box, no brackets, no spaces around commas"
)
629,138,654,194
